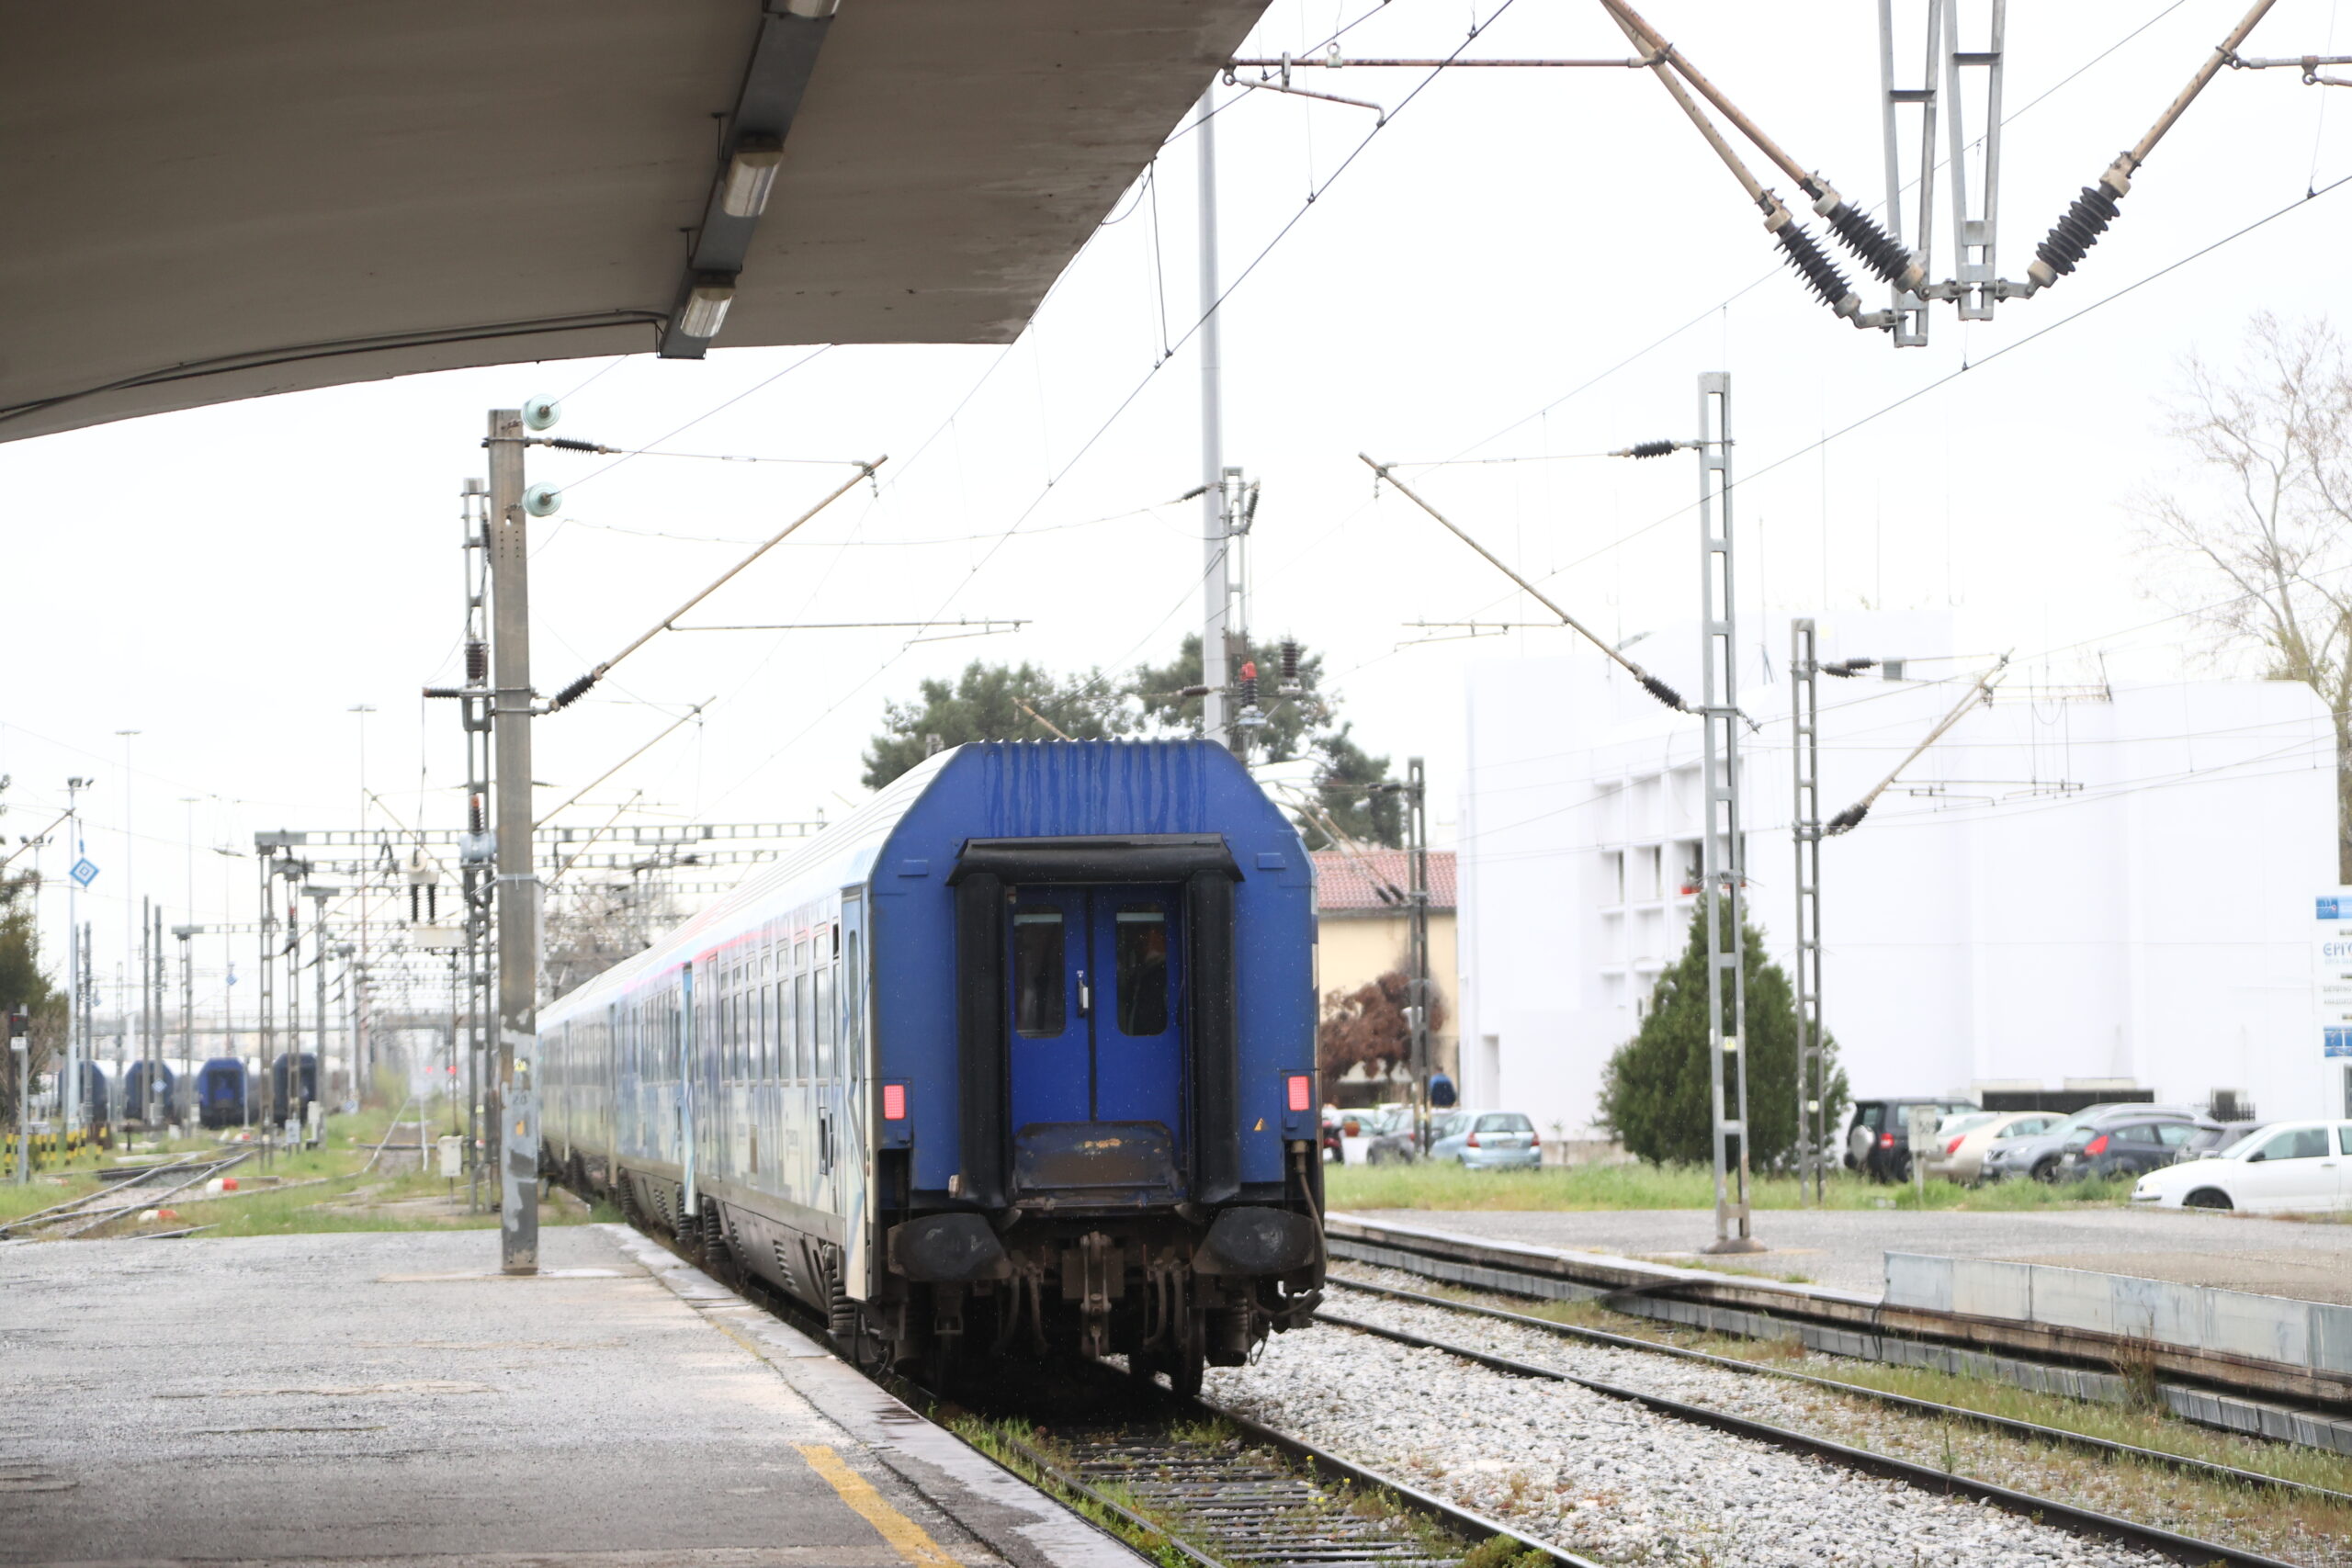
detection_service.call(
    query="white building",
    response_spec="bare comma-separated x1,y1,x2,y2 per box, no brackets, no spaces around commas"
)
1455,613,2342,1141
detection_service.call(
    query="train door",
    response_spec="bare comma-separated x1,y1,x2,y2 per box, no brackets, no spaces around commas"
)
840,891,873,1297
1005,885,1186,1190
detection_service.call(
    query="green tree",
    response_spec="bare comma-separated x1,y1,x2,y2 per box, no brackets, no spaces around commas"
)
1303,724,1401,850
863,661,1134,789
1132,634,1328,764
864,637,1402,846
0,874,66,1132
1595,901,1847,1168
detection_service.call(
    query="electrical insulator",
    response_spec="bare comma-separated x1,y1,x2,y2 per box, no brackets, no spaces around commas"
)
465,641,487,683
1279,638,1301,694
1627,440,1677,459
1238,661,1259,713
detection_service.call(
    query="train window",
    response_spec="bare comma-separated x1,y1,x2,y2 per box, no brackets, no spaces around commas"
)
844,931,864,1058
1114,908,1169,1036
813,964,835,1077
1012,910,1065,1037
791,975,807,1079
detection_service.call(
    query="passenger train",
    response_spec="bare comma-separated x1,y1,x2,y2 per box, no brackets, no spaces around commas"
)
540,740,1326,1390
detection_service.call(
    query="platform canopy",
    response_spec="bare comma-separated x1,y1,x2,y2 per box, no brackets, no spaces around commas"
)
0,0,1265,444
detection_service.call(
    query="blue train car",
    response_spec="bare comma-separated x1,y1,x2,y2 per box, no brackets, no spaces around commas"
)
542,740,1325,1388
270,1052,316,1119
72,1059,112,1131
122,1061,176,1125
197,1057,249,1128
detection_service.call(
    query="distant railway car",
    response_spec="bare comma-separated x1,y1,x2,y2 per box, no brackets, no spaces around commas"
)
542,740,1325,1390
122,1061,176,1125
71,1059,112,1130
197,1057,249,1128
270,1052,317,1119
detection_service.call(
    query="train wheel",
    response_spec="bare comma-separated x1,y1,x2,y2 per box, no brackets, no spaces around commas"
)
1167,1346,1204,1400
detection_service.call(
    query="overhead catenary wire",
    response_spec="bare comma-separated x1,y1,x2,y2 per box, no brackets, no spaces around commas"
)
1825,653,2012,833
546,459,885,712
1360,454,1688,712
535,700,712,829
1597,0,1921,293
2029,0,2282,288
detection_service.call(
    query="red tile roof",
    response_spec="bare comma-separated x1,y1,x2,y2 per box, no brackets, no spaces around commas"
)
1311,849,1456,913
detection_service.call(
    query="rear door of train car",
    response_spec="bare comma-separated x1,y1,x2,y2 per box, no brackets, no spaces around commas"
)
1006,885,1185,1199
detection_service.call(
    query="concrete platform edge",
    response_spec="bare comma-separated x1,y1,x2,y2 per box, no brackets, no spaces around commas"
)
599,1225,1148,1568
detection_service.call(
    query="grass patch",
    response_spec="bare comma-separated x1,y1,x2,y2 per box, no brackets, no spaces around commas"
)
1325,1160,2135,1213
9,1111,600,1240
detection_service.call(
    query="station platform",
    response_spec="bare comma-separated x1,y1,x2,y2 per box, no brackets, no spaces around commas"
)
0,1224,1138,1568
1338,1204,2352,1304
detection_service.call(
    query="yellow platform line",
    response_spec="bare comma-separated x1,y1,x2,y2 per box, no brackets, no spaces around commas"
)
797,1442,958,1567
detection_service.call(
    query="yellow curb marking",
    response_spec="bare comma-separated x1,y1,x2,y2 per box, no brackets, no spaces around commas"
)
797,1443,958,1567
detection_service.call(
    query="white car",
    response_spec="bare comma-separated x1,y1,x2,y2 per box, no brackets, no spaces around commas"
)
2130,1119,2352,1213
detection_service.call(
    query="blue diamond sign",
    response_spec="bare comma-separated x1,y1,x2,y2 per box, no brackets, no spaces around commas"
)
69,858,99,887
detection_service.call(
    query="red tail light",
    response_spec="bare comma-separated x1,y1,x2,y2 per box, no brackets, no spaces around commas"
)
1530,1132,1541,1149
2083,1134,2109,1156
1879,1132,1894,1148
881,1083,907,1122
1945,1135,1966,1156
1285,1075,1312,1113
1466,1132,1481,1148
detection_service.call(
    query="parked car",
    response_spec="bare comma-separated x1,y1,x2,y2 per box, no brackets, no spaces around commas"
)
1430,1109,1541,1170
2181,1121,2265,1159
1923,1110,2064,1185
2131,1119,2352,1213
1363,1106,1425,1165
1845,1097,1981,1182
1979,1102,2202,1182
2055,1112,2220,1181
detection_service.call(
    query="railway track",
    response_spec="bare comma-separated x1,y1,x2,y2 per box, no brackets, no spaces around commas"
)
0,1150,253,1241
688,1221,2307,1568
1327,1275,2352,1510
1311,1279,2312,1568
978,1396,1593,1568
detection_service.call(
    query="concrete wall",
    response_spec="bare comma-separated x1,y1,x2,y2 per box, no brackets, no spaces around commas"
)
1317,908,1459,1080
1457,614,2339,1140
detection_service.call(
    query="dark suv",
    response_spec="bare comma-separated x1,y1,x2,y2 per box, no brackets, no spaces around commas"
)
2055,1111,2220,1181
1845,1098,1980,1182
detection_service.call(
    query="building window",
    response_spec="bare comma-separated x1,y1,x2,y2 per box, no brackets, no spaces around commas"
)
1601,851,1624,906
1639,845,1663,900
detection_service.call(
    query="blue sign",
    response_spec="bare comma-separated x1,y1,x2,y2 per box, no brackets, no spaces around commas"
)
2329,1029,2352,1058
2322,897,2348,919
69,858,99,886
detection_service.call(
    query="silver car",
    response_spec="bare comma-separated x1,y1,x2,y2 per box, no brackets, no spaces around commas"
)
1430,1109,1541,1170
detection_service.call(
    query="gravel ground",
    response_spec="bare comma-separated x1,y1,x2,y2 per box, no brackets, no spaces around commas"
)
1203,1284,2211,1568
1219,1268,2346,1567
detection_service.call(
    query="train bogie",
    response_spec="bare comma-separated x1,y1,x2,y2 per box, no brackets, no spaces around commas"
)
540,741,1325,1384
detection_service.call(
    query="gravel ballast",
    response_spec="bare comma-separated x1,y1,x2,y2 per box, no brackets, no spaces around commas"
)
1204,1312,2187,1568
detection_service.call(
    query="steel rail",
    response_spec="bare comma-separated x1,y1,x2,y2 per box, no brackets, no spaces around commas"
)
0,1150,243,1236
642,1213,1595,1568
1315,1307,2302,1568
48,1151,255,1240
1328,1277,2352,1506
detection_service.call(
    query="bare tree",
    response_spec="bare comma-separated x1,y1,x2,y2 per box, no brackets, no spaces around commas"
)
541,881,674,999
2139,313,2352,878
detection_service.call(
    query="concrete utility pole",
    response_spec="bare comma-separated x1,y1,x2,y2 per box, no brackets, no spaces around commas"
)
308,887,331,1135
1405,758,1432,1150
487,408,540,1275
1790,619,1827,1205
1695,372,1759,1254
63,778,86,1134
1195,86,1232,751
12,1007,29,1182
256,842,276,1143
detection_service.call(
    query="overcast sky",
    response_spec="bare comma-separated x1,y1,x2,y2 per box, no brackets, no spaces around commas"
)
7,0,2348,1014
